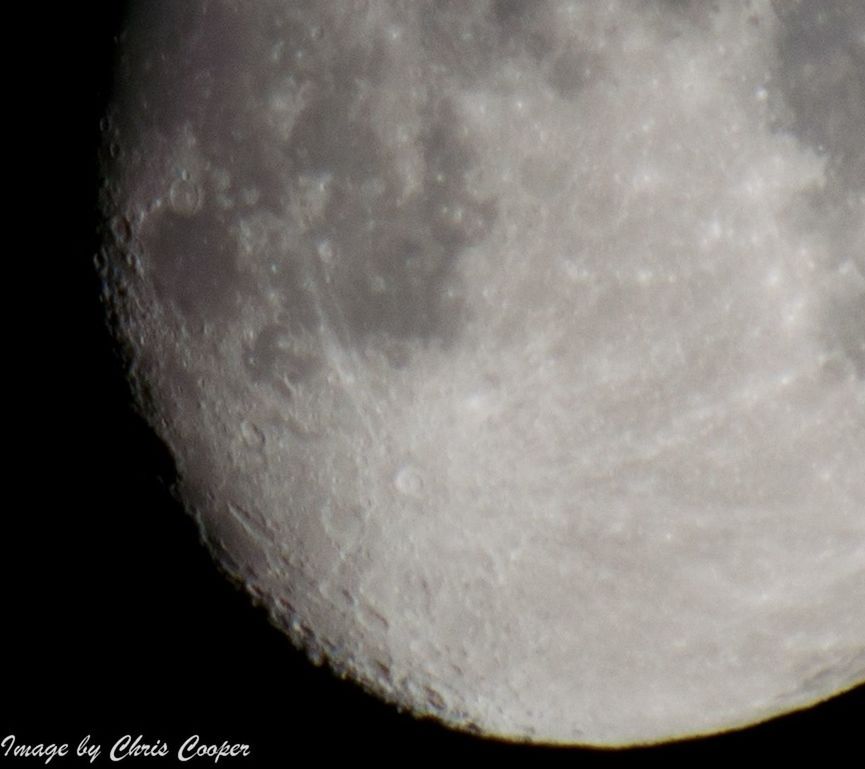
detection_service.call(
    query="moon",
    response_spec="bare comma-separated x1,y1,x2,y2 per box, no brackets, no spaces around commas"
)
98,0,865,746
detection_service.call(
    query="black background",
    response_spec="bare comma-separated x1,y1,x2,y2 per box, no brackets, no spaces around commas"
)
3,2,861,765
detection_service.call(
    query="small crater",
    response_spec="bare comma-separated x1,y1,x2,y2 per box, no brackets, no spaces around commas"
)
394,465,424,497
360,602,390,632
424,686,446,711
109,214,132,245
373,660,392,681
462,721,483,736
291,173,333,229
322,503,365,542
169,175,203,216
239,419,265,449
243,325,321,395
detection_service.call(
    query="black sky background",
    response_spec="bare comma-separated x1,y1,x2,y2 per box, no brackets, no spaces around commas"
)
2,2,861,765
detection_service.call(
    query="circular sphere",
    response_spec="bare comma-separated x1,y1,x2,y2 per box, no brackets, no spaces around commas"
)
99,0,865,746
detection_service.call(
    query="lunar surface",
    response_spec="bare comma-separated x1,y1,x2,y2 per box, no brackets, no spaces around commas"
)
98,0,865,746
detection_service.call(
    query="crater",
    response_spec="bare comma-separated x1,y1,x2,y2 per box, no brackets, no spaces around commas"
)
243,323,322,396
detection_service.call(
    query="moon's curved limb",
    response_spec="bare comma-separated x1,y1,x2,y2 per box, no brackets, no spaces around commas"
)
99,1,864,746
